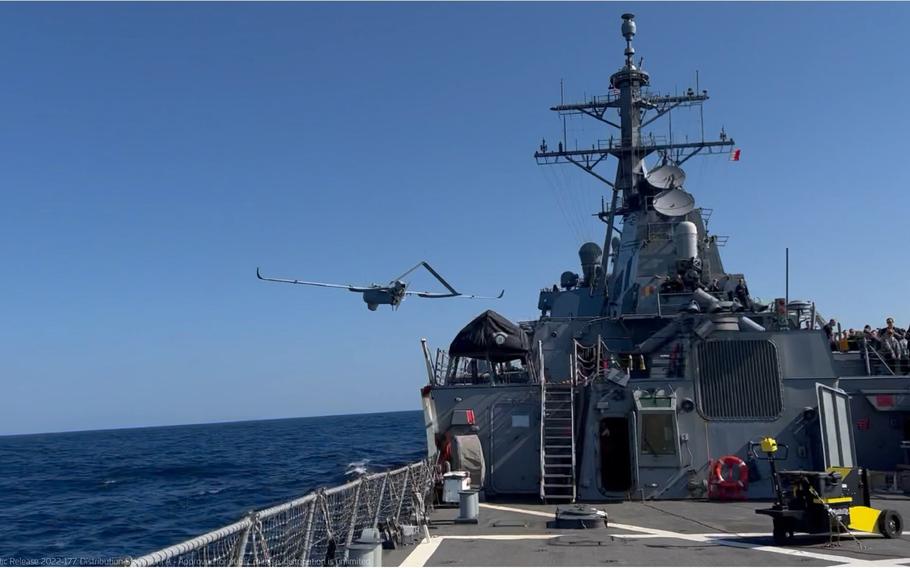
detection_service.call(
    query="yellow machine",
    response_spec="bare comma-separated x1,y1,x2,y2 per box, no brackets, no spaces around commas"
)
753,437,903,544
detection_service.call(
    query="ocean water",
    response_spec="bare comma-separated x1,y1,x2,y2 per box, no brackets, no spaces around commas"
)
0,410,425,564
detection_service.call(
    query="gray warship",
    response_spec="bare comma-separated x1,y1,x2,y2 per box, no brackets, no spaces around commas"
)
419,12,910,504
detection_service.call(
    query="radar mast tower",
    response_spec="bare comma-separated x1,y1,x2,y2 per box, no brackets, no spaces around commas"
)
534,13,736,301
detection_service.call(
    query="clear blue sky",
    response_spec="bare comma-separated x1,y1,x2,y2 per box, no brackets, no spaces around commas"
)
2,3,908,435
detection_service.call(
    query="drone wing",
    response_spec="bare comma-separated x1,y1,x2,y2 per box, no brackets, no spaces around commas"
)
407,289,505,299
257,268,374,292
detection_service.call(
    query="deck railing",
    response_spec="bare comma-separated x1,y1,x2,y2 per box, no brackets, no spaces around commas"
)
128,459,435,567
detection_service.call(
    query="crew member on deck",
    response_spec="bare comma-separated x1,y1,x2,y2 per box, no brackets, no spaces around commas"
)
881,328,901,362
734,277,752,310
882,318,908,361
670,274,685,292
823,319,838,351
659,274,685,293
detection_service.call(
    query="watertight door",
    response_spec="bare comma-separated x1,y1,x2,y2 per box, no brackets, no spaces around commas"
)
816,383,857,468
490,402,539,493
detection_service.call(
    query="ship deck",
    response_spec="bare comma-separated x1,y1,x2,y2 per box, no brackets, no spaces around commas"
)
385,495,910,566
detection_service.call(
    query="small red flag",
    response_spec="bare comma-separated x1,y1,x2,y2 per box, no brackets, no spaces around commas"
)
729,148,741,161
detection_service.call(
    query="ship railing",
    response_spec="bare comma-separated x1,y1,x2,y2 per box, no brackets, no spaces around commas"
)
432,347,540,386
572,336,638,385
128,458,436,567
431,347,452,385
538,341,546,501
862,339,897,376
433,349,475,386
591,92,619,105
572,337,605,385
527,342,542,383
701,207,714,228
594,133,670,151
567,88,686,110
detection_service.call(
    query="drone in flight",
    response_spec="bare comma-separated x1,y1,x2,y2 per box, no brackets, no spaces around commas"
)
256,261,504,311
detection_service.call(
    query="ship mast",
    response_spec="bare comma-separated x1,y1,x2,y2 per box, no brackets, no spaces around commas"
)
534,14,735,296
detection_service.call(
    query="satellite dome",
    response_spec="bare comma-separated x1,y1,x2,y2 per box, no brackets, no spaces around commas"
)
653,188,696,217
644,165,686,191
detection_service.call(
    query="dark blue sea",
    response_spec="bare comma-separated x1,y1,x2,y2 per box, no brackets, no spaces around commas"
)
0,410,425,564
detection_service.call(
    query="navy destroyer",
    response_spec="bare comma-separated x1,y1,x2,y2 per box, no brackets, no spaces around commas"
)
419,12,910,505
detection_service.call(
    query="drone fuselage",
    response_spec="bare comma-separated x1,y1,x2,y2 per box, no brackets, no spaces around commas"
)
362,282,407,310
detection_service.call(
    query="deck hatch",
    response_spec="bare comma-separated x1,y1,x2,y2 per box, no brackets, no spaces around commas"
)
696,339,782,420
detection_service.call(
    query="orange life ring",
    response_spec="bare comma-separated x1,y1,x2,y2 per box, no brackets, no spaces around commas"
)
711,455,749,490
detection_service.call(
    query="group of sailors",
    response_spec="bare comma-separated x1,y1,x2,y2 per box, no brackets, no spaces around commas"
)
824,317,910,371
660,273,752,308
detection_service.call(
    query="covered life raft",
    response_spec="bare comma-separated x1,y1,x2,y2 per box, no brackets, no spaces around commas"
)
448,310,530,363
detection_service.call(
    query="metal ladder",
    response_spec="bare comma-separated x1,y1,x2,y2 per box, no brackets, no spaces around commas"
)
539,380,576,502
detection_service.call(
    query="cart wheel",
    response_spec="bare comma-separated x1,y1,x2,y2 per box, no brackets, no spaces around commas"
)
878,510,903,539
773,519,794,545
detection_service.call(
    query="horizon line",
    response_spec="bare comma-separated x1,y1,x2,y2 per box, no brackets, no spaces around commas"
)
0,407,420,439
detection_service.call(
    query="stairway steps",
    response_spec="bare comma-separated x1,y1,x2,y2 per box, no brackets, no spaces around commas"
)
540,381,577,503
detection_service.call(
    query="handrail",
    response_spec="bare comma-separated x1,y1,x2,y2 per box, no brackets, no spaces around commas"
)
538,340,546,502
128,518,254,567
863,339,896,376
128,459,435,567
569,357,577,503
420,338,436,385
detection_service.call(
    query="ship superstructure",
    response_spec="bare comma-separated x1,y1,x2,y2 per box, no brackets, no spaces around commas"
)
420,13,909,503
534,13,734,325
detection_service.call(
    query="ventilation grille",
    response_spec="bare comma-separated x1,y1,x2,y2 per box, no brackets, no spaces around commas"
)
696,340,782,420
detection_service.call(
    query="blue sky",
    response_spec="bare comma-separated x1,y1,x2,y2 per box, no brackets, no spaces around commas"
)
2,3,908,435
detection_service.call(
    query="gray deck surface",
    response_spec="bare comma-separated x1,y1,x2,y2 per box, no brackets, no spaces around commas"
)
385,496,910,566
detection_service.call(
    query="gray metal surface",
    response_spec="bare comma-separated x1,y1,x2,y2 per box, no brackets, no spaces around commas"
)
391,498,910,566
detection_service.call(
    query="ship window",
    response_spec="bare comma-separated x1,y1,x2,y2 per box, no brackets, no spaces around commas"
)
640,412,677,456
